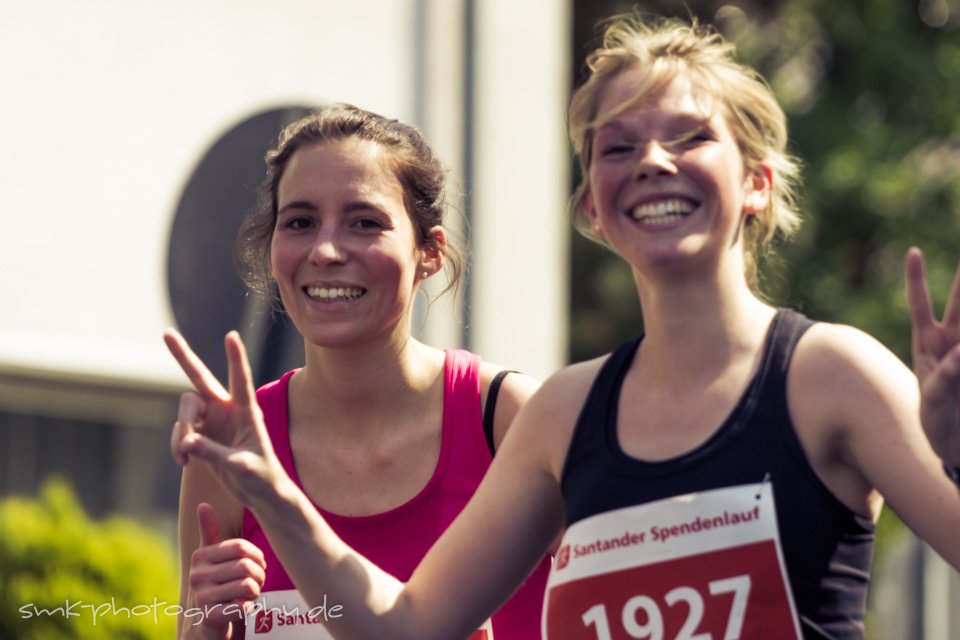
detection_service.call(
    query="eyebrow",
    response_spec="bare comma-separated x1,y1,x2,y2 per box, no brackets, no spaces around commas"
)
276,199,386,216
277,200,316,215
595,111,712,134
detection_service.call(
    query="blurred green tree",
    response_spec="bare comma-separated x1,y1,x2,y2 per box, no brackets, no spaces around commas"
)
0,479,179,639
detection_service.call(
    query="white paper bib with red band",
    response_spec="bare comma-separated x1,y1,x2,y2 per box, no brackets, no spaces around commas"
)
244,590,337,639
244,589,494,639
543,482,801,639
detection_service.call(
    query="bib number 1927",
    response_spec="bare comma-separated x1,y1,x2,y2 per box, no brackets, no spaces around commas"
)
544,486,801,639
581,575,750,640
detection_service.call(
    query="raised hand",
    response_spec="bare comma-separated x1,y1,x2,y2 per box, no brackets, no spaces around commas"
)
905,248,960,466
164,329,285,502
183,503,267,636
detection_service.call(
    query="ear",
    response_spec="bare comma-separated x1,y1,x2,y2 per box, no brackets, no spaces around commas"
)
418,226,446,278
268,248,279,281
743,163,773,216
582,190,605,239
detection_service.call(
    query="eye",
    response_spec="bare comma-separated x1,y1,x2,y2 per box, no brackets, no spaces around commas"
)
352,217,387,231
279,215,314,231
599,143,635,157
670,126,715,148
690,131,714,143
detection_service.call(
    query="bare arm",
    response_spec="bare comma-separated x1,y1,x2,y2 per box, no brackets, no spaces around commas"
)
165,329,573,640
790,323,960,571
251,398,565,639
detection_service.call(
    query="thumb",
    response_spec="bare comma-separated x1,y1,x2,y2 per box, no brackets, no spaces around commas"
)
197,502,222,547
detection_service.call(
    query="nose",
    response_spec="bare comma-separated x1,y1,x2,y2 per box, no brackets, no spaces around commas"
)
635,140,677,180
309,228,347,264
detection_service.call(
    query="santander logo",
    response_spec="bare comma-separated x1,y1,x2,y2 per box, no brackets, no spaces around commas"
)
556,544,571,570
254,609,274,633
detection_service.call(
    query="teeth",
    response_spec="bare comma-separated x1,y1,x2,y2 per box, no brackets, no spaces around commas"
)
305,286,366,301
630,199,695,224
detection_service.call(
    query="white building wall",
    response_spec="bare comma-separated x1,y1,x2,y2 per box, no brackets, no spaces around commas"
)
0,0,420,391
470,0,571,380
0,0,570,390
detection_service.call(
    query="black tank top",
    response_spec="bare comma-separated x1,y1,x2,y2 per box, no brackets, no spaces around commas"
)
561,309,875,639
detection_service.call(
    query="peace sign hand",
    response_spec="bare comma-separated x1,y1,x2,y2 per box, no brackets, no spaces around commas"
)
164,328,286,503
906,248,960,467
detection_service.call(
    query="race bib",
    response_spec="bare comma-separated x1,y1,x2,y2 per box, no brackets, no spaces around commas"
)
471,618,495,639
245,589,494,639
245,590,339,639
543,482,800,639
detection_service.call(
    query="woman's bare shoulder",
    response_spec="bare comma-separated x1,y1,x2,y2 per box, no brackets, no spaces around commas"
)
506,355,613,478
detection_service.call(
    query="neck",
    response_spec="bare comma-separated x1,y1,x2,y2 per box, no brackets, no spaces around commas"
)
632,262,776,382
291,335,444,439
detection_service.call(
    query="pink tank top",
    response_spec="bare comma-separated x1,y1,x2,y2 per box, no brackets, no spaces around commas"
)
242,349,549,639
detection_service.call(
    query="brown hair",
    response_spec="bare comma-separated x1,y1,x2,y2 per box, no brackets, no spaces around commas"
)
235,103,465,306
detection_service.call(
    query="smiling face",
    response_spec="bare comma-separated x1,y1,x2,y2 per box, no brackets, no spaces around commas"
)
584,70,770,281
270,138,440,348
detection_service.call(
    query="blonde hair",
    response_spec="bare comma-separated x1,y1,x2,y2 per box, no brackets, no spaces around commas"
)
569,15,802,291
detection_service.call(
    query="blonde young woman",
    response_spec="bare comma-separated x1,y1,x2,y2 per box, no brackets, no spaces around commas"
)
167,104,549,639
167,18,960,640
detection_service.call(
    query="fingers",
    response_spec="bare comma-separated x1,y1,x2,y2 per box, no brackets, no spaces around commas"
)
193,504,267,572
943,257,960,327
194,541,267,574
191,539,267,584
171,391,207,466
906,248,960,328
170,419,191,467
178,431,239,467
164,328,228,400
906,247,935,334
197,502,223,547
192,503,267,593
189,535,268,623
190,570,264,614
922,343,960,405
225,331,257,409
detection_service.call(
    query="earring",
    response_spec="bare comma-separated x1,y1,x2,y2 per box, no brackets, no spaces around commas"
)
422,271,429,279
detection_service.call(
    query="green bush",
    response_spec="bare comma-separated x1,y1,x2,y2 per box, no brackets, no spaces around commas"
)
0,478,179,639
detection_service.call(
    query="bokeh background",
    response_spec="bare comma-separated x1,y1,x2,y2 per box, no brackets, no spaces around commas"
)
1,0,958,637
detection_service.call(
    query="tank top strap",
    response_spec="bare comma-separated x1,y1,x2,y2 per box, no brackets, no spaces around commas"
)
441,349,490,466
442,348,483,420
257,369,299,476
758,308,816,418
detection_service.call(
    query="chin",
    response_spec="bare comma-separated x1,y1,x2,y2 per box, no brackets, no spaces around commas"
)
637,241,722,274
296,323,364,347
305,335,366,350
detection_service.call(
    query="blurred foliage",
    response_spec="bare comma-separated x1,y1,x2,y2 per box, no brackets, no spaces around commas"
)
569,0,960,364
0,479,179,639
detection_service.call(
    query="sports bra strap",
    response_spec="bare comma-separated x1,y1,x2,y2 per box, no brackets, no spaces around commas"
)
482,370,514,456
